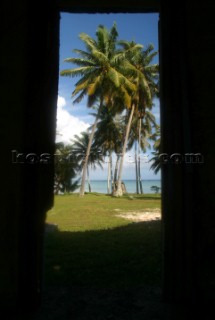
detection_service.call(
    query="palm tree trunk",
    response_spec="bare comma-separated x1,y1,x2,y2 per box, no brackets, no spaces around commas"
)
107,155,110,194
138,118,143,194
107,151,113,194
87,166,91,193
114,103,135,196
138,157,143,194
110,152,114,193
79,102,102,197
114,154,120,183
135,142,139,194
113,153,120,191
54,183,60,195
54,176,61,195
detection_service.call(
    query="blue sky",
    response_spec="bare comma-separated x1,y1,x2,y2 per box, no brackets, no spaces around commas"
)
57,12,160,180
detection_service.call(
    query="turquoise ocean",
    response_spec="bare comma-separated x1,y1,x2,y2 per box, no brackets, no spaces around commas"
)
85,180,161,194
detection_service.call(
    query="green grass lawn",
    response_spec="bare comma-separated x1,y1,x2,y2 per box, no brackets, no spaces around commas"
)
44,193,162,290
46,193,161,232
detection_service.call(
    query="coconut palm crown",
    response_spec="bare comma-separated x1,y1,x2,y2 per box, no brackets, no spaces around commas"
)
60,23,137,108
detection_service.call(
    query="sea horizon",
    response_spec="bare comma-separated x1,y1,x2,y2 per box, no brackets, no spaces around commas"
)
90,179,161,181
85,179,161,194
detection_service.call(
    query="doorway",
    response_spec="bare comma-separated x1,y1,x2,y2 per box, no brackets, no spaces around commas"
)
41,12,165,320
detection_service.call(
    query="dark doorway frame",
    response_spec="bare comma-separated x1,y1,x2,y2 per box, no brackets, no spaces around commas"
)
4,0,212,315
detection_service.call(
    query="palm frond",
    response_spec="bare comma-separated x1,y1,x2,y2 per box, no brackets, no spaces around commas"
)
72,49,93,59
79,32,98,51
92,49,109,65
144,64,159,74
120,87,132,108
72,89,87,104
87,75,102,95
96,25,109,54
107,67,120,87
60,66,96,77
87,92,99,108
64,57,95,66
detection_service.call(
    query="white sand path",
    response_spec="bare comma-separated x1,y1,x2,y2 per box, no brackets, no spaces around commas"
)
114,208,161,222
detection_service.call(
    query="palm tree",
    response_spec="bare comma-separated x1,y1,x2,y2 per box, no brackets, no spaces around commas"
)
114,42,159,196
60,23,136,196
128,110,158,194
72,131,104,192
93,107,124,193
54,142,80,194
150,126,161,174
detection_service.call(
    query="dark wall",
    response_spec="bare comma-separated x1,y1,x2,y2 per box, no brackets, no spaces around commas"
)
57,0,160,12
160,0,215,305
185,0,215,302
0,0,214,315
0,0,59,312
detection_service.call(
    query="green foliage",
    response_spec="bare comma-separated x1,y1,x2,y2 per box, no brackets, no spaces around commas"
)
72,131,104,170
150,185,161,194
54,132,105,195
54,143,79,194
150,126,161,174
60,23,136,108
54,143,80,194
93,107,124,155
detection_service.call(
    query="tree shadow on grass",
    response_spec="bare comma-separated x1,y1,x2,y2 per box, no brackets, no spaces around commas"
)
33,221,172,320
121,194,162,201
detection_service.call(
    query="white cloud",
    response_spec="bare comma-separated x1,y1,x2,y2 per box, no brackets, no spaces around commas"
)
56,96,90,144
57,96,67,108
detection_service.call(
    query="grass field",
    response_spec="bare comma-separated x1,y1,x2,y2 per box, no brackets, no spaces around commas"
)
45,193,162,287
38,193,164,319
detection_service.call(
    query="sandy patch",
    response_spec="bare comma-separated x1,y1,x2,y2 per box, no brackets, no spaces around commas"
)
115,208,161,222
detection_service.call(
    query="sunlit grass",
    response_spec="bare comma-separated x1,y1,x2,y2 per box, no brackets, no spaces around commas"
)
44,193,162,290
46,193,161,232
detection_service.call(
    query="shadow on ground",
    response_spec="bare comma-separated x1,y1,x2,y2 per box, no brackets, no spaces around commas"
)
32,220,173,319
